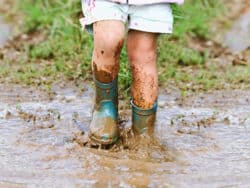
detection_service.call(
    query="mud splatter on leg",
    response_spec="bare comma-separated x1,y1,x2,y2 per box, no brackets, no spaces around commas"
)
92,21,125,83
126,30,158,109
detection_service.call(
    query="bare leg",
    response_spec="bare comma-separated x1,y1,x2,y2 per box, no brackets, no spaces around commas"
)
89,20,125,145
92,20,125,82
126,30,158,109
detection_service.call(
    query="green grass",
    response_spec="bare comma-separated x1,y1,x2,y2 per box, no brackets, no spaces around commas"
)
1,0,250,95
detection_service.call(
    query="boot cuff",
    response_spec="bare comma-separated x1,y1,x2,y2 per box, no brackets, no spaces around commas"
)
131,100,157,116
94,77,117,90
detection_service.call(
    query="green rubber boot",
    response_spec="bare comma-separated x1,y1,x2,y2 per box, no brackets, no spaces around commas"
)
131,101,158,135
89,78,119,145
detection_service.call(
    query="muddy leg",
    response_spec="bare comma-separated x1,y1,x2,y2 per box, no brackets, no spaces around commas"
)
127,30,158,135
127,30,158,109
92,20,125,83
89,20,125,145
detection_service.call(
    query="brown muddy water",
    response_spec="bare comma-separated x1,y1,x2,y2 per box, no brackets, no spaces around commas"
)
0,83,250,188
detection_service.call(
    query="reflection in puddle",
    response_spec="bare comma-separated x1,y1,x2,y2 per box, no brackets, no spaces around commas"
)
0,84,249,187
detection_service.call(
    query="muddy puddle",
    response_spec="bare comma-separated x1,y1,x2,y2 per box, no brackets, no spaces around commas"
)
0,83,249,187
0,16,12,48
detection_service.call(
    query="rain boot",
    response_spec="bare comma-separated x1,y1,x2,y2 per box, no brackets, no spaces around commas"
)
131,100,157,135
89,77,119,145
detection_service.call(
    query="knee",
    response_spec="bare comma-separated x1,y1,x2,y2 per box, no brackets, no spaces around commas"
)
128,44,157,75
127,42,157,65
94,31,124,60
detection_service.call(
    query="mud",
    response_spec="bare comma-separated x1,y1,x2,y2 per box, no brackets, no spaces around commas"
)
0,83,250,187
92,61,119,83
131,65,158,109
0,16,12,48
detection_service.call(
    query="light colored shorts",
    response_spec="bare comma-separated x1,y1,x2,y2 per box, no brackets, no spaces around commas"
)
80,0,173,34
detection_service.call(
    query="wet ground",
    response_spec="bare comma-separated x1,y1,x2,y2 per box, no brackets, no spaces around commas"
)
0,83,249,187
1,4,250,188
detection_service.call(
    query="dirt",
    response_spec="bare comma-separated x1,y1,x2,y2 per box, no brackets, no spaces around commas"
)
1,1,250,187
92,62,114,83
0,82,250,187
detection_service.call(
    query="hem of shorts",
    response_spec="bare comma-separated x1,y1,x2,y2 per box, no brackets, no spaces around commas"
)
82,17,126,34
84,17,126,27
128,25,173,34
128,15,173,34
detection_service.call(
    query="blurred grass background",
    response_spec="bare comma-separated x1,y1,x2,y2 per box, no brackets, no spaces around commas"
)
3,0,249,96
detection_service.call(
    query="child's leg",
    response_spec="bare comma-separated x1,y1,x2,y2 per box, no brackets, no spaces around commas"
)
124,3,172,134
92,20,125,83
126,30,158,135
125,3,173,111
89,20,125,145
80,0,130,144
126,30,158,109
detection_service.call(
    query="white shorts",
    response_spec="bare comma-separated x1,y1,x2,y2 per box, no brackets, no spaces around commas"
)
80,0,174,34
